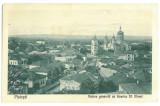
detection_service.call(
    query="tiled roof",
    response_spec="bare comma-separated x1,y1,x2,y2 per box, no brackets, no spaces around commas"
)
119,82,151,94
131,70,151,82
105,72,136,85
27,72,47,81
28,65,52,73
99,67,117,78
60,72,99,84
100,58,115,63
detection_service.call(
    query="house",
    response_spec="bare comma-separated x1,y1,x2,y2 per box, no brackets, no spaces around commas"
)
117,52,135,61
57,45,64,48
88,58,98,66
99,67,117,78
8,55,28,66
59,72,98,91
82,56,87,61
104,72,136,86
55,56,67,62
24,72,47,92
65,63,74,69
98,58,116,67
28,61,64,83
63,69,77,76
49,49,60,53
131,70,152,82
120,63,133,68
119,82,152,94
28,66,51,80
36,40,45,45
29,51,41,55
126,54,134,61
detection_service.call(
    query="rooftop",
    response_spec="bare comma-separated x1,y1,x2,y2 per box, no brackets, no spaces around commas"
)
60,72,99,84
105,72,136,86
99,67,117,78
119,82,151,94
27,72,47,81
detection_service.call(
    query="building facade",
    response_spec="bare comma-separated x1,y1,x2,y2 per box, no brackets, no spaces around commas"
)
91,35,98,56
103,26,131,51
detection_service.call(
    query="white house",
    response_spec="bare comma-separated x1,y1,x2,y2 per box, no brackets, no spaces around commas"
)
99,67,117,78
59,72,98,91
65,63,74,69
24,72,47,89
36,40,45,45
118,54,134,61
55,57,67,62
59,80,80,91
9,60,19,66
9,56,28,66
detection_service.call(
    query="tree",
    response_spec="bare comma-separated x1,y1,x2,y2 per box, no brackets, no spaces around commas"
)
85,66,99,75
98,46,106,56
80,48,88,54
76,55,83,60
81,79,98,94
108,49,114,53
99,79,117,93
28,55,42,64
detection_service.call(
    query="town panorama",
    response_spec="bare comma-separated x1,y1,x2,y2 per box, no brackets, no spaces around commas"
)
8,26,152,94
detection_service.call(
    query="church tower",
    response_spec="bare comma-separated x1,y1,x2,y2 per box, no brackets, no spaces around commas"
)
104,34,108,50
117,26,124,43
91,35,98,56
111,34,116,44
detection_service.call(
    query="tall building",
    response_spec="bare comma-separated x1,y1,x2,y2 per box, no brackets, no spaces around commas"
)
117,26,124,43
111,34,116,45
104,35,108,50
91,35,98,56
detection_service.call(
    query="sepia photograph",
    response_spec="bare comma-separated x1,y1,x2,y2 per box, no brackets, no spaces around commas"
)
2,4,158,102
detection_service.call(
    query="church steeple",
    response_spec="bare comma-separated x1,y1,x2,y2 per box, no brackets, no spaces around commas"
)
93,34,97,40
117,26,124,42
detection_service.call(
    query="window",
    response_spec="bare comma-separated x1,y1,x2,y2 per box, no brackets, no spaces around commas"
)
72,86,75,90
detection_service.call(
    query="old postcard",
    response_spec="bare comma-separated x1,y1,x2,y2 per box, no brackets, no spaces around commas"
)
2,4,158,102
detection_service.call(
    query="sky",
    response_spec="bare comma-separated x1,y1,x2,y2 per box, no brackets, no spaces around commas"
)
7,4,155,36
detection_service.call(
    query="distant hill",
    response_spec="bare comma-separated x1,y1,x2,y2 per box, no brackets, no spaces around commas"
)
9,34,152,40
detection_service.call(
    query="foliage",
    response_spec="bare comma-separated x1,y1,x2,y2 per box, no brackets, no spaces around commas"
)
28,55,42,64
98,79,118,93
108,49,114,53
81,79,99,94
85,66,99,74
75,54,83,60
98,46,106,56
131,43,151,51
80,48,90,54
8,65,28,94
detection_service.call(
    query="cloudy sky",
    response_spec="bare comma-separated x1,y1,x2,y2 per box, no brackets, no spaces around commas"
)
8,4,155,36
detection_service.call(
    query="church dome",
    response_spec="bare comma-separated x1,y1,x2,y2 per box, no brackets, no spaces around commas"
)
117,26,124,35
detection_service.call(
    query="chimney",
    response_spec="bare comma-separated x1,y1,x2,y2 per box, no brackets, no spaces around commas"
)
137,80,140,84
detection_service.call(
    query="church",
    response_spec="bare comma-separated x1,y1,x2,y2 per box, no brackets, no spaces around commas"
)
104,26,131,51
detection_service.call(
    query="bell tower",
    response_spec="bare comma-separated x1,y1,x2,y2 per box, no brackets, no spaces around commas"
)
91,35,98,56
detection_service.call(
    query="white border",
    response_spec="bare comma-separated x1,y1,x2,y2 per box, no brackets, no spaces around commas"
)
0,0,159,106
